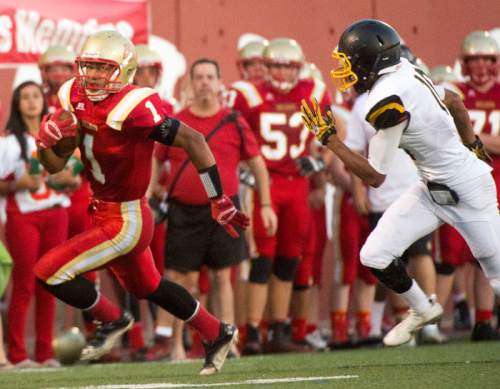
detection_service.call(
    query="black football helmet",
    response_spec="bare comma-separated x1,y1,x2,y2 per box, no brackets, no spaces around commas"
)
331,19,401,93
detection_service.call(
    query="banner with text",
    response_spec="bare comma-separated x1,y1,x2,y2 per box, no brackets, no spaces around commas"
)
0,0,148,65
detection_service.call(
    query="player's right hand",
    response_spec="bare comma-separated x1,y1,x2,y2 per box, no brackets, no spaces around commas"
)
260,205,278,236
211,194,250,238
301,97,337,145
36,110,78,149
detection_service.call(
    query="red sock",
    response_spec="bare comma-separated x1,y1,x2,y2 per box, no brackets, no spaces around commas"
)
356,311,371,338
330,311,348,343
306,323,317,335
86,295,121,322
238,324,247,346
476,309,493,322
292,318,307,342
128,322,145,350
187,304,221,341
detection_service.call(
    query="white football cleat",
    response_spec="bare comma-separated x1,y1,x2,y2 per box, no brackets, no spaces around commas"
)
383,301,443,347
421,323,448,344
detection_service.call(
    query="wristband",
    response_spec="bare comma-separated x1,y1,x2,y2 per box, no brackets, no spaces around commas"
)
199,164,223,199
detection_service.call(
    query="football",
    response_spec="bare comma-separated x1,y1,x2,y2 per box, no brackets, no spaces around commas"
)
51,110,81,158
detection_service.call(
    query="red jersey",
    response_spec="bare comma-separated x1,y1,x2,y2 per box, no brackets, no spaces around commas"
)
58,79,165,202
155,107,260,205
456,82,500,173
230,78,332,176
47,93,62,113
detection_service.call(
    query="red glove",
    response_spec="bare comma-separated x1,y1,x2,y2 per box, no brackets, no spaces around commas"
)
211,194,250,238
36,109,78,149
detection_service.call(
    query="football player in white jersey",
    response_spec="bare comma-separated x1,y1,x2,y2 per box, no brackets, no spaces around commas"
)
301,19,500,347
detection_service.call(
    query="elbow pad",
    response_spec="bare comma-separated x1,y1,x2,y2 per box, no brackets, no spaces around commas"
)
148,117,180,146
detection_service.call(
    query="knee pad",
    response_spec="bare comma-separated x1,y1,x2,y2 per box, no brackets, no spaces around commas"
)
273,256,299,282
435,262,455,275
369,259,412,294
489,277,500,296
360,240,393,269
248,256,272,284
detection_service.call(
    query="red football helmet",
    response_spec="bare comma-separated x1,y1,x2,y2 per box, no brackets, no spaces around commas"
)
460,31,500,87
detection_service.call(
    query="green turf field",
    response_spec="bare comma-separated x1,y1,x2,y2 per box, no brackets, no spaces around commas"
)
1,341,500,389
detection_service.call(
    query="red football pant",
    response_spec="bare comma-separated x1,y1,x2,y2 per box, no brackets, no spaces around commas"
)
253,175,309,259
150,222,166,274
35,198,161,299
6,207,68,363
295,205,326,287
436,224,473,266
334,192,376,285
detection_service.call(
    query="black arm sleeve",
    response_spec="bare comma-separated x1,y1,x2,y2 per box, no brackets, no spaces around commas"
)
148,117,181,146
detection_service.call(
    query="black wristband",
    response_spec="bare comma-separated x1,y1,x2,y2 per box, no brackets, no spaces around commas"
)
199,164,223,199
148,117,180,146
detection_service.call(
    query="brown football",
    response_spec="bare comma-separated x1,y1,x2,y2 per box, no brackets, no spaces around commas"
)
51,110,81,158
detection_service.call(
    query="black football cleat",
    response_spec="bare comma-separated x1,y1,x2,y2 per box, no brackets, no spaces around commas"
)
80,311,134,361
471,321,500,342
199,323,238,376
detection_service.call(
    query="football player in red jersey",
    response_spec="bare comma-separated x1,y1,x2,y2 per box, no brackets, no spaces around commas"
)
236,39,269,83
435,31,500,340
230,38,332,353
33,30,248,375
39,46,75,113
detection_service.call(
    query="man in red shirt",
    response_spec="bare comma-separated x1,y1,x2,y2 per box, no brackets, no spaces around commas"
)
33,30,248,375
230,38,332,353
435,30,500,340
153,58,276,359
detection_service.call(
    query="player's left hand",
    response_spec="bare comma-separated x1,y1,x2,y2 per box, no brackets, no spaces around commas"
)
211,194,250,238
296,156,326,176
466,135,492,163
301,97,337,145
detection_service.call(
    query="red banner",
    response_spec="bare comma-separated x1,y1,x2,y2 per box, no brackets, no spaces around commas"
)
0,0,148,65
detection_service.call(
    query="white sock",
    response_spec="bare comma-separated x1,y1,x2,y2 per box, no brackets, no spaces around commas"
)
155,326,173,338
370,301,385,337
400,281,431,313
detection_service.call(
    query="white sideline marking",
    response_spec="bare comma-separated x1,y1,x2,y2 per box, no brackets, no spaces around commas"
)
49,375,358,389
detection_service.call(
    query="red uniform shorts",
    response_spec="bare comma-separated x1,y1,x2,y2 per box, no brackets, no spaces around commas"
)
253,175,310,259
34,198,161,298
333,192,376,285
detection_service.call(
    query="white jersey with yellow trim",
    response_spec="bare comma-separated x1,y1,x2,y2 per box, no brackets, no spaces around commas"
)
362,58,491,185
346,92,419,212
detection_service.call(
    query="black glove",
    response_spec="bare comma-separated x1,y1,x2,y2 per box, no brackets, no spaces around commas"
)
238,168,256,188
296,156,325,176
148,197,169,224
465,135,492,163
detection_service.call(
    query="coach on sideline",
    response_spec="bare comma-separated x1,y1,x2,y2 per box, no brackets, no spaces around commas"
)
152,58,277,358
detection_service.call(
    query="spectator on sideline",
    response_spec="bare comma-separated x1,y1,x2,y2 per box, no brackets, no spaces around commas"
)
0,81,70,368
153,58,276,359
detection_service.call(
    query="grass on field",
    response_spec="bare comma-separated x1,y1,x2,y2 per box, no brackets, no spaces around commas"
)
1,341,500,389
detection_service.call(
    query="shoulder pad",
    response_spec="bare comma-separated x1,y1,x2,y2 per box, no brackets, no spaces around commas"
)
106,87,156,130
231,81,263,108
58,78,76,112
365,95,409,129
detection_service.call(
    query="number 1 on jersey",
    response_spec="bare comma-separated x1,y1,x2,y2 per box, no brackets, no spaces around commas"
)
83,133,106,184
